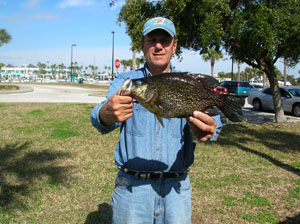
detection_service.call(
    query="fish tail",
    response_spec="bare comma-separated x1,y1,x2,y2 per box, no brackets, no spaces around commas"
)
218,95,245,122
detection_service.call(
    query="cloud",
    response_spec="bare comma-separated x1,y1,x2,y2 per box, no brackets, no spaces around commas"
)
3,14,25,22
3,13,59,22
57,0,96,9
29,13,60,20
23,0,43,9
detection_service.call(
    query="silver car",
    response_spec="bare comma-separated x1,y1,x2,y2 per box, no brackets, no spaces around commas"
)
247,86,300,117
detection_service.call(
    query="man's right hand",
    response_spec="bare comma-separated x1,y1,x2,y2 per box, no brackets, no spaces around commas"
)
99,88,133,126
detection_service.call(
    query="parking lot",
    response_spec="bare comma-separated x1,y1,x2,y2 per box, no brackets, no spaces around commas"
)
1,83,300,123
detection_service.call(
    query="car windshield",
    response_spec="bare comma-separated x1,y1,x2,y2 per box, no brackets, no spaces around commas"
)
287,88,300,97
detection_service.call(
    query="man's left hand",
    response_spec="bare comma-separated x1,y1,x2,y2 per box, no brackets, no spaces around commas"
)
187,111,217,142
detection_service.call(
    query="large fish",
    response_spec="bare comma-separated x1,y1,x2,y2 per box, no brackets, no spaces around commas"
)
121,72,244,124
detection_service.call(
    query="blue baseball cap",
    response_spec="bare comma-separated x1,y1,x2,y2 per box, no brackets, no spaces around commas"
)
142,17,176,37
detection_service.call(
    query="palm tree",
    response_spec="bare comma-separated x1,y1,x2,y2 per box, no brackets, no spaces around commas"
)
0,62,5,80
283,58,287,86
201,48,224,77
57,63,65,78
136,56,145,69
50,64,57,78
89,65,95,76
37,62,46,80
37,62,46,74
132,50,136,70
0,29,11,47
120,60,128,72
233,59,242,81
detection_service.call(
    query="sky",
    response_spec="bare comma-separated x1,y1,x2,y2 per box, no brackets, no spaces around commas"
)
0,0,299,78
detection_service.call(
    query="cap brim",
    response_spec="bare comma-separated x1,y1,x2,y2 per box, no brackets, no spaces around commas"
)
143,26,175,37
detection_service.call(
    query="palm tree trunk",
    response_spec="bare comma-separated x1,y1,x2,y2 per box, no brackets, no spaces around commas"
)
132,50,136,70
211,59,215,77
237,62,241,81
284,58,287,86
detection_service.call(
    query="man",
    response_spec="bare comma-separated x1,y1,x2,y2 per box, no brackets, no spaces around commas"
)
91,17,222,224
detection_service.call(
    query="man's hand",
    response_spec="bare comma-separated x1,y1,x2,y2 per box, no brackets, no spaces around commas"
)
187,111,217,142
99,88,133,126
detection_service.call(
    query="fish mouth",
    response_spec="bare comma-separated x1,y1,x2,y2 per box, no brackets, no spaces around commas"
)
120,78,132,96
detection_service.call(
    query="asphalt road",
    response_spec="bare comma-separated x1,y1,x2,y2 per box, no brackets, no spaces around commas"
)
1,83,300,123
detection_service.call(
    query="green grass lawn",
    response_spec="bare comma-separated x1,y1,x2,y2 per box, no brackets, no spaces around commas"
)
0,103,299,224
0,85,20,91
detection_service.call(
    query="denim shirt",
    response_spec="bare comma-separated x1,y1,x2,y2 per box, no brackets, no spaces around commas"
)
91,66,222,172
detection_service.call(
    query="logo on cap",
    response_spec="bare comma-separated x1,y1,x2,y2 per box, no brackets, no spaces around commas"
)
153,18,164,24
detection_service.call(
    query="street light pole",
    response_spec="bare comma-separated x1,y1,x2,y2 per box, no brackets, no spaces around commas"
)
231,58,234,80
112,31,115,80
71,44,76,82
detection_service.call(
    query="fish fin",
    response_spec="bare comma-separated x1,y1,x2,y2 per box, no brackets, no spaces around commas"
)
190,73,219,89
156,100,172,112
155,115,164,127
204,106,220,116
218,94,245,122
166,72,189,76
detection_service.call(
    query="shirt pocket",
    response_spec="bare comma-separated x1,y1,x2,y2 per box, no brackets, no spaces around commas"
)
125,103,147,137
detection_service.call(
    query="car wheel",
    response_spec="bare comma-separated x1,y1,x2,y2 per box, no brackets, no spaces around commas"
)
253,99,262,111
292,103,300,117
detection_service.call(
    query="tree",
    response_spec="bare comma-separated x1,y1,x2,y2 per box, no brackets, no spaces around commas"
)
160,0,300,123
114,1,300,122
37,62,46,75
57,63,65,78
136,56,145,68
120,59,132,72
0,63,5,72
0,29,11,47
0,62,5,80
50,64,57,77
89,65,98,78
201,48,223,77
116,0,160,68
243,67,265,83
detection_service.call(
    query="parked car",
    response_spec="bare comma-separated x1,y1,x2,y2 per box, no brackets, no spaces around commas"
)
249,84,264,93
210,86,228,94
220,80,251,96
250,84,264,89
247,86,300,117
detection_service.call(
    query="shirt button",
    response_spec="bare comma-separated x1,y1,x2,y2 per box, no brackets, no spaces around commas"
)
156,148,160,151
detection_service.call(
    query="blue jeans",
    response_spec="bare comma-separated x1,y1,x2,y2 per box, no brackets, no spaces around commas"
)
111,171,192,224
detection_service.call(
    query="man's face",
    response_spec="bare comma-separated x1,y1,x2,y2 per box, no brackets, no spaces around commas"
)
141,29,177,75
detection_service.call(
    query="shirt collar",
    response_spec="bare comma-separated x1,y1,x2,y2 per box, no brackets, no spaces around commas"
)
143,62,174,77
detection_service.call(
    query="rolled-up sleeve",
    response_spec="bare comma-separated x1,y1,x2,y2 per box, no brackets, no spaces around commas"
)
91,76,125,134
90,102,118,134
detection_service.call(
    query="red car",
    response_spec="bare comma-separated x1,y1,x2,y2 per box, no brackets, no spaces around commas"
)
210,86,228,94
